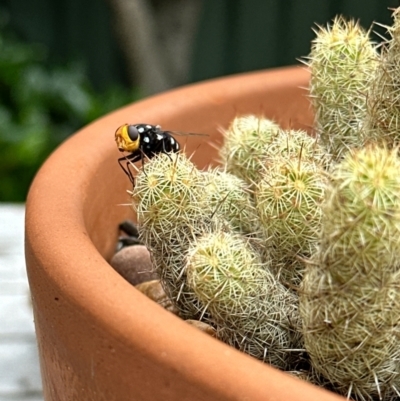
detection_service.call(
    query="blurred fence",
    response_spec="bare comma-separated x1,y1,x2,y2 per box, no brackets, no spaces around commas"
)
1,0,125,91
2,0,399,90
1,0,399,201
191,0,400,81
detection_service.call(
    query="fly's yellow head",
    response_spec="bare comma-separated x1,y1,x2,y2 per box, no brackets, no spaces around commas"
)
115,124,140,152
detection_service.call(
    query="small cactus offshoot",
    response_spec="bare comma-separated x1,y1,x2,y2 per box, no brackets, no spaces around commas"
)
308,16,377,162
203,168,258,235
186,230,301,369
256,150,326,288
220,115,280,186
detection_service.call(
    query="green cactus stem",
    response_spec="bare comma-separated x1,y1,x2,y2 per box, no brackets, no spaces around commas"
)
261,129,330,171
132,152,224,320
300,145,400,400
186,230,301,369
308,16,377,162
365,7,400,147
219,115,280,186
203,168,258,235
255,146,326,288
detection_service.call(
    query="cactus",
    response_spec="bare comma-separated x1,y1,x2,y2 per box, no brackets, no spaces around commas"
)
255,135,327,288
308,16,377,162
256,158,326,288
133,152,206,229
203,168,258,235
219,115,280,186
133,152,228,320
118,7,400,397
365,8,400,147
260,128,330,170
300,145,400,400
186,230,301,369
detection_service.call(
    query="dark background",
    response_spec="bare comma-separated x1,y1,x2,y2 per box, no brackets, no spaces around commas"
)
0,0,398,201
2,0,398,89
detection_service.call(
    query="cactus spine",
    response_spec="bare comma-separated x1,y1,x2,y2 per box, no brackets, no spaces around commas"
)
308,16,377,162
300,146,400,400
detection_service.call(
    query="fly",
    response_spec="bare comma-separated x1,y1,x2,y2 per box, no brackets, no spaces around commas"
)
115,123,207,184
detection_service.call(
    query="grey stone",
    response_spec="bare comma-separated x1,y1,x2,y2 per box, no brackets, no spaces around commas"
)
110,245,158,286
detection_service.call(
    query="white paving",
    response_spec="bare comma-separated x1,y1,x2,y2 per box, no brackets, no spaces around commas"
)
0,204,43,401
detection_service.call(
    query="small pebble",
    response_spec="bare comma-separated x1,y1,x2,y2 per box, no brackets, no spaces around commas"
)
110,245,158,286
185,320,216,337
135,280,179,315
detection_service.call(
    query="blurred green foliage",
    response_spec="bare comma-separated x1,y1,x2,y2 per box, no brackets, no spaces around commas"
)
0,13,136,201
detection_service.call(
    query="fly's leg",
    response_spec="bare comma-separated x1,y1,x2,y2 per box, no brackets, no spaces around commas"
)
116,220,142,251
161,139,174,162
118,153,141,185
139,149,149,178
119,220,140,237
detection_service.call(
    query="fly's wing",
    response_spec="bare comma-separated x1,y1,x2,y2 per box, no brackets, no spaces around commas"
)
166,131,209,138
164,130,210,157
164,131,209,148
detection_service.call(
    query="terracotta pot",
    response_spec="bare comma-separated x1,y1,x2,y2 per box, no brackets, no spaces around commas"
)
25,66,345,401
